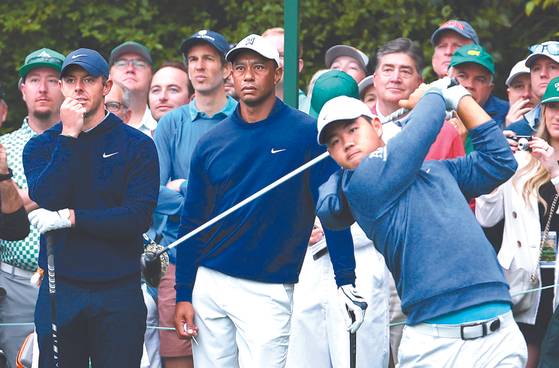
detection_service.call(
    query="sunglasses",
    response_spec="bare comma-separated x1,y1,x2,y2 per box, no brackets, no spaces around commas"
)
529,42,559,56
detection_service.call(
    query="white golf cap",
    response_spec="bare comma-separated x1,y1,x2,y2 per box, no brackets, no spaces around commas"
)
505,59,530,87
226,34,281,66
525,41,559,68
358,75,374,97
317,96,374,145
325,45,369,72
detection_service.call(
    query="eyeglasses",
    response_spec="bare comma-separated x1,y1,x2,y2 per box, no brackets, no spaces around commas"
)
529,42,559,56
105,101,127,112
113,59,148,69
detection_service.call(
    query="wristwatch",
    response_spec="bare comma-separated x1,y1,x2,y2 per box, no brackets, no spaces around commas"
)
0,168,13,182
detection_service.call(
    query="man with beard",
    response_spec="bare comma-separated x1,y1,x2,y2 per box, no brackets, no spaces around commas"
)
0,48,64,368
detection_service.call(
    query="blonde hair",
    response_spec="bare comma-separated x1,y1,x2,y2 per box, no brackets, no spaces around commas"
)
516,105,551,212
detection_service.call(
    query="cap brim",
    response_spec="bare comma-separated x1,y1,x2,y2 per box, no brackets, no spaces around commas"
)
325,46,367,71
61,61,105,78
110,44,152,65
181,38,226,57
525,52,559,68
358,76,374,96
541,96,559,104
505,71,529,87
431,28,474,45
19,62,62,78
225,47,280,65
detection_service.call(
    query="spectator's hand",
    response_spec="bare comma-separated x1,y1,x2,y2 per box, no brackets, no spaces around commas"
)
530,137,559,177
60,97,86,138
505,98,532,126
0,144,8,175
308,222,324,246
503,130,519,153
28,208,71,234
175,301,198,340
338,284,368,333
166,179,186,193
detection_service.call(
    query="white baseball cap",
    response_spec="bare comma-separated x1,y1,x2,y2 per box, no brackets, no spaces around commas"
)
505,59,530,87
226,34,281,66
325,45,369,72
525,41,559,68
317,96,374,145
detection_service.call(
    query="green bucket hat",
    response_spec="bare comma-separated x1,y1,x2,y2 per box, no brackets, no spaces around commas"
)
19,48,65,78
310,70,359,118
450,44,495,76
541,76,559,104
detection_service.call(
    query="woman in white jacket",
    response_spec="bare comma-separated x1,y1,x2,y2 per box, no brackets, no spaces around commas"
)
476,77,559,368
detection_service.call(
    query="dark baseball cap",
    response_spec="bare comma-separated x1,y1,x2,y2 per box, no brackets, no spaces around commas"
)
19,48,65,78
431,20,479,45
450,44,495,76
61,48,109,79
180,30,230,57
109,41,152,66
310,70,359,118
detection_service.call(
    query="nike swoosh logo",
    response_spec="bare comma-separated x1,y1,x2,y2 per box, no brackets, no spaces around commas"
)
271,148,286,154
102,152,119,158
71,54,86,59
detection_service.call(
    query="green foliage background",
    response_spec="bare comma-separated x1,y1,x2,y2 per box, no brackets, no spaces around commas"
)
0,0,558,131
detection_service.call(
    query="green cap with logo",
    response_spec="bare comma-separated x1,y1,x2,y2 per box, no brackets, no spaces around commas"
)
541,76,559,104
19,48,65,78
310,70,359,118
450,44,495,76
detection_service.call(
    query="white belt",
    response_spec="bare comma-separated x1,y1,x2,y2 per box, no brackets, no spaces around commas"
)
411,311,515,340
0,261,35,278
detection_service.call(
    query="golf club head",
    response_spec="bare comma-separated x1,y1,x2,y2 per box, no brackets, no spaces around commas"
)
141,251,162,288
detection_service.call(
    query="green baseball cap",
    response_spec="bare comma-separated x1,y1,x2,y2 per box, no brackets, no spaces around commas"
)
19,48,65,78
541,76,559,104
310,70,359,118
450,44,495,76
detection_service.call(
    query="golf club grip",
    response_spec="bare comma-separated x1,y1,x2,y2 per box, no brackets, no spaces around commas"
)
46,232,60,367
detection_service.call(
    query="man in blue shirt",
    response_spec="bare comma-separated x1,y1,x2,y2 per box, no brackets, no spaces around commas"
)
24,48,159,368
153,29,236,368
174,34,364,367
449,44,509,130
316,80,526,366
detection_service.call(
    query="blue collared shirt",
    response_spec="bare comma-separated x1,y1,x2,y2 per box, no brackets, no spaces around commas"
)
152,97,237,258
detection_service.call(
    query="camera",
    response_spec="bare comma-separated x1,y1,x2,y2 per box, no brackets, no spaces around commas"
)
512,135,532,151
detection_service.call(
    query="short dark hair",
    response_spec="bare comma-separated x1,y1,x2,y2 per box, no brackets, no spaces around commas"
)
375,37,424,74
156,61,194,97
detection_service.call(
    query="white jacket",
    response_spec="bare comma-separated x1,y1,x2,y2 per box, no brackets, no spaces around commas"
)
475,152,544,324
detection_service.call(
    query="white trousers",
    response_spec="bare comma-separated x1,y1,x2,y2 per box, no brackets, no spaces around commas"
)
192,266,293,368
398,314,527,368
286,224,390,368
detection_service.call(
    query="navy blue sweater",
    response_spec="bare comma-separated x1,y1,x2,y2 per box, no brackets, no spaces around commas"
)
176,99,355,302
318,92,517,324
23,113,159,283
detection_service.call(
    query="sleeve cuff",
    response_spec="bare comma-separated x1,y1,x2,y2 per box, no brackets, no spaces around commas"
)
175,285,193,303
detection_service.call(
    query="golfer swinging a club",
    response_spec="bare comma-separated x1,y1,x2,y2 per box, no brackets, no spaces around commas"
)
174,34,367,368
23,49,159,367
315,79,528,366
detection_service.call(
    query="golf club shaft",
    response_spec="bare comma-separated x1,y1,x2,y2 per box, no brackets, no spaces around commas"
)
46,233,59,367
350,314,356,368
155,151,330,256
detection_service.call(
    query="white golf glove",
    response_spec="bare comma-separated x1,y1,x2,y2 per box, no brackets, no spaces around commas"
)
338,284,368,333
429,77,471,112
28,208,71,234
